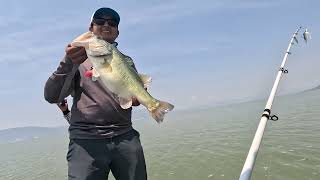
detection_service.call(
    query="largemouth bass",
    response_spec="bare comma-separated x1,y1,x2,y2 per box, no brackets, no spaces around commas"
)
71,32,174,123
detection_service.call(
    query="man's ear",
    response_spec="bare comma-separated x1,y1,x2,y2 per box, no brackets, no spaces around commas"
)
89,23,93,32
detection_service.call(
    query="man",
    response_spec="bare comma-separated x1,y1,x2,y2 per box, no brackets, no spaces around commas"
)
44,7,147,180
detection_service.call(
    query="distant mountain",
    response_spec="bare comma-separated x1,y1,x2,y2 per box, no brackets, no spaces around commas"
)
309,85,320,91
0,126,67,144
301,85,320,93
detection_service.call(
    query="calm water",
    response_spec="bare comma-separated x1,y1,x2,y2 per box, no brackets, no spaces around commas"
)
1,90,319,180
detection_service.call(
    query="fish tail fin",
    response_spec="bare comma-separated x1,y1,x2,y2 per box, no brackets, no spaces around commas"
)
150,100,174,123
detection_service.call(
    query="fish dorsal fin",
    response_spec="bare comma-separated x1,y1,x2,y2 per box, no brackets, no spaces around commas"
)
139,74,152,88
119,97,132,109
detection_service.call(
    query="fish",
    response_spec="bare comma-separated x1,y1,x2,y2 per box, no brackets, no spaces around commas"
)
71,32,174,123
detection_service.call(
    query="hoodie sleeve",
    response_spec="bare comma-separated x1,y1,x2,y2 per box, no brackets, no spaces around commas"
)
44,56,79,104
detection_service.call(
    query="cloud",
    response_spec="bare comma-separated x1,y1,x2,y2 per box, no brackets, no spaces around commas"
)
118,0,282,28
0,21,86,64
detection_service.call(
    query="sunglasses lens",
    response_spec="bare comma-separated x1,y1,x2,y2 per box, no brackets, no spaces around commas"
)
107,20,117,27
93,18,118,27
93,19,105,25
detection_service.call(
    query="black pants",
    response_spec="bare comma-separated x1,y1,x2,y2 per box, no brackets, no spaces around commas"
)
67,129,147,180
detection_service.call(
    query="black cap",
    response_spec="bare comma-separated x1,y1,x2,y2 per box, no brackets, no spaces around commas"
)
91,7,120,25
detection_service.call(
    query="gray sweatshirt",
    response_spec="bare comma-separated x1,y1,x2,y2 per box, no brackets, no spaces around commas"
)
44,54,137,139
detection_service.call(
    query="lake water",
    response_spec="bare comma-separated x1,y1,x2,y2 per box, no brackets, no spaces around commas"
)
1,89,319,180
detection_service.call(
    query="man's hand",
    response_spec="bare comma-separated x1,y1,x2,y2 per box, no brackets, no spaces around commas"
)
57,99,68,112
65,44,87,64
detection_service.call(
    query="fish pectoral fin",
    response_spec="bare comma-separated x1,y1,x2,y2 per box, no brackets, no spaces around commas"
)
119,97,133,109
102,58,113,73
139,74,152,88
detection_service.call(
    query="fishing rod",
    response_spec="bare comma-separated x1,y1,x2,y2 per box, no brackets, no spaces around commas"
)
239,26,311,180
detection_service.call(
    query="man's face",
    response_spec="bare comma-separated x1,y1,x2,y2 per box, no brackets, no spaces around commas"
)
90,16,119,43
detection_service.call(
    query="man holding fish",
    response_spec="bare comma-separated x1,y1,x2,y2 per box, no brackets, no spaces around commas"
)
44,7,173,180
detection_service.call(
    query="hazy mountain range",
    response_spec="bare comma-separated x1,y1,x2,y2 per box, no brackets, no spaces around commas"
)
0,126,68,144
304,85,320,92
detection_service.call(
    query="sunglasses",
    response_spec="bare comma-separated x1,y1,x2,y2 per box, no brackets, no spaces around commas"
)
93,18,118,27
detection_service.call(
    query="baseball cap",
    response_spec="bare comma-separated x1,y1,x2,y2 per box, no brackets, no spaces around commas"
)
90,7,120,25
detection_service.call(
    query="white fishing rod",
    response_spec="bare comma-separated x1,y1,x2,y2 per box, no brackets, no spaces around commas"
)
239,26,310,180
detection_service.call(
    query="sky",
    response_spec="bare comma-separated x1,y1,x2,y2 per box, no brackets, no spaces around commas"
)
0,0,319,129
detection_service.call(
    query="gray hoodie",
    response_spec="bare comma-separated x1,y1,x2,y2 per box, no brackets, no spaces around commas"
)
44,55,136,139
